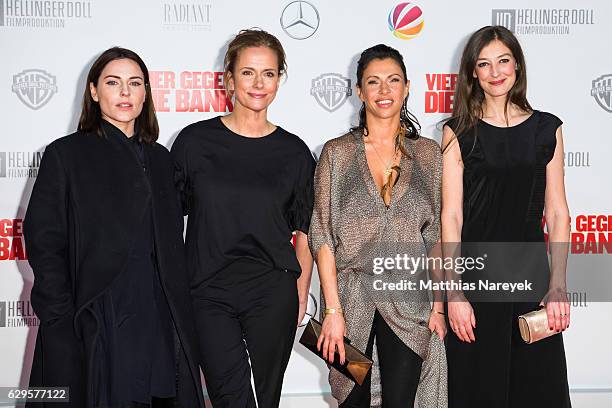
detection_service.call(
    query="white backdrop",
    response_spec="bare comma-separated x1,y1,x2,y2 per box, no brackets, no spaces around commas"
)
1,0,611,404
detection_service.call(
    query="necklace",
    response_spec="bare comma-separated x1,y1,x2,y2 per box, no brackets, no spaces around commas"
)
370,139,398,178
365,126,404,207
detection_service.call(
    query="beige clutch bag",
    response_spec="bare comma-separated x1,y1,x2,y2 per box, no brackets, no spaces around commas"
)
518,307,557,344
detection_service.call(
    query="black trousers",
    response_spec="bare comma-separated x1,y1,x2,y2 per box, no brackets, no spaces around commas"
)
340,310,423,408
193,260,298,408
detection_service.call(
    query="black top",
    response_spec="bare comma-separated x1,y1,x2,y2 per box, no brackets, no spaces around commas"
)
172,116,316,288
93,121,176,405
445,110,561,242
445,111,561,301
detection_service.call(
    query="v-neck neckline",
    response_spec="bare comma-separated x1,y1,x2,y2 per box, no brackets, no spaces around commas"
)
354,130,411,209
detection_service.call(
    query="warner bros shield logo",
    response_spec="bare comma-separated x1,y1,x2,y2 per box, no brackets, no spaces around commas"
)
310,73,352,112
591,74,612,113
12,69,58,110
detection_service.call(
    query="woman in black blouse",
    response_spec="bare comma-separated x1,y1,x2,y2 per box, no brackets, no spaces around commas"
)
24,47,203,407
172,29,315,407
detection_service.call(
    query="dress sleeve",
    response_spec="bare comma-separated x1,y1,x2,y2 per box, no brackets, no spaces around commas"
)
24,141,84,387
421,142,442,254
287,146,316,234
170,131,192,216
537,112,562,165
23,143,74,325
443,117,458,134
308,142,336,257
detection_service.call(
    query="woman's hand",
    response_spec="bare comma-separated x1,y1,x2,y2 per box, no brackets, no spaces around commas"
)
317,313,346,365
448,292,476,342
541,288,570,332
428,310,447,341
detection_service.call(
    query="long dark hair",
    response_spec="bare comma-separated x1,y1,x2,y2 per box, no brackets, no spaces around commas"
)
446,26,532,147
351,44,420,157
78,47,159,143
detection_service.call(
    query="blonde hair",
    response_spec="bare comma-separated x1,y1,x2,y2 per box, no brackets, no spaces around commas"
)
223,28,287,89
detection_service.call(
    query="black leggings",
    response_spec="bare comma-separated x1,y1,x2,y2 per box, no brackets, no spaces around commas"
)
340,310,423,408
192,260,298,408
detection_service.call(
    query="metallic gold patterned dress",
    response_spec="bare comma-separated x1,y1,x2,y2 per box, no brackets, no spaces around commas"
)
309,130,447,407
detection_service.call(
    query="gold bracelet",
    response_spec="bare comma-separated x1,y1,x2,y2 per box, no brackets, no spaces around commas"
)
324,307,343,315
432,310,445,316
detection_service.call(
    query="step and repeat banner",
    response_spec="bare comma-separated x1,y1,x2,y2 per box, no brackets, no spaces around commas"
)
1,0,611,401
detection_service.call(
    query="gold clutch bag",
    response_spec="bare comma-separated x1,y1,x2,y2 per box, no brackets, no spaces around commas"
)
518,307,557,344
299,318,373,385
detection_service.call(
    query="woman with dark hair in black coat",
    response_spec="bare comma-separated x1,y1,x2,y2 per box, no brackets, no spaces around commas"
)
24,47,204,408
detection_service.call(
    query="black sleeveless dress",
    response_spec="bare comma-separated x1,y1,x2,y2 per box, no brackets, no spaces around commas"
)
444,111,572,408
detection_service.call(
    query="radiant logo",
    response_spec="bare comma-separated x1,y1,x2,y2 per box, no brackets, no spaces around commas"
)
280,1,319,40
12,69,58,110
161,1,212,30
388,2,424,40
591,74,612,113
310,73,352,112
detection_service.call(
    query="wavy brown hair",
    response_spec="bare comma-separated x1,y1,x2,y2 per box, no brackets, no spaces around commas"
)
444,26,532,152
78,47,159,143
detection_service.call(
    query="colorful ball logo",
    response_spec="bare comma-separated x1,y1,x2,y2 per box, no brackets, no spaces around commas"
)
388,2,424,40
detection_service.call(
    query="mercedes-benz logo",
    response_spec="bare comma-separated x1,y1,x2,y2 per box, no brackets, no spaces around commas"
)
280,1,320,40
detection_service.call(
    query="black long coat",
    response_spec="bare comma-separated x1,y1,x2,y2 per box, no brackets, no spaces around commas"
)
23,125,204,407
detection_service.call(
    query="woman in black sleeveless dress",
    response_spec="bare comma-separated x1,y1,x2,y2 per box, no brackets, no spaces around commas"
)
442,26,572,407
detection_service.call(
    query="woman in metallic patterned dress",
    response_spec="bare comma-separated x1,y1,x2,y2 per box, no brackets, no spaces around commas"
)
309,44,447,407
